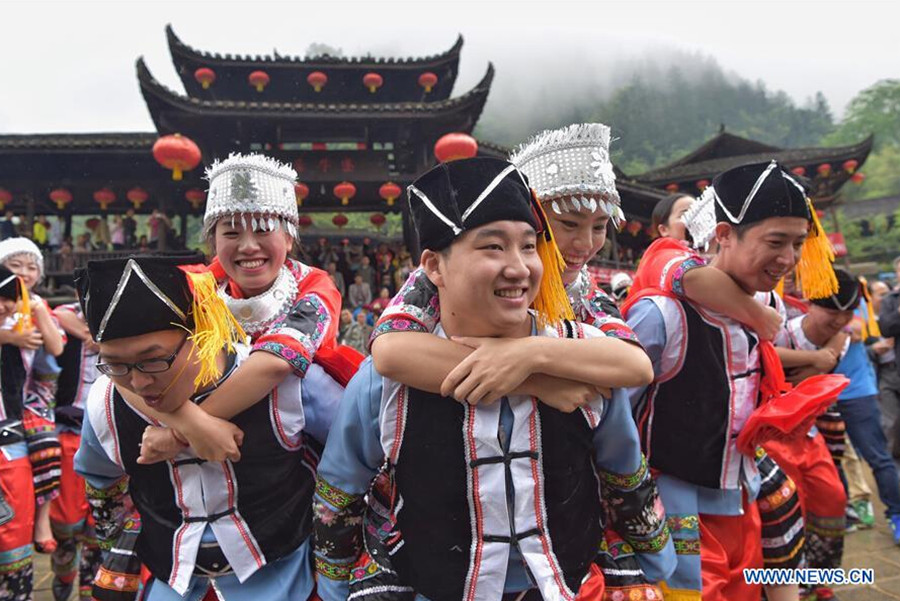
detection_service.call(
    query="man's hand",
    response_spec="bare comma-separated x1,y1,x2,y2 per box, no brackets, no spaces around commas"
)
440,337,538,404
872,338,893,355
137,426,186,465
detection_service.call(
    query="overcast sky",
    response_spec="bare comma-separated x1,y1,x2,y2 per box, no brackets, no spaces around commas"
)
1,0,897,135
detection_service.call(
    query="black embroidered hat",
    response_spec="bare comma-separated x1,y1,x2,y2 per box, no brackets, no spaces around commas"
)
406,156,574,327
75,254,203,342
0,266,18,300
712,160,810,226
75,253,245,387
407,157,540,252
810,268,861,312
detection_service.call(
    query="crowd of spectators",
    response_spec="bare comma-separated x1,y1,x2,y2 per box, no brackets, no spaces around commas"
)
298,237,414,356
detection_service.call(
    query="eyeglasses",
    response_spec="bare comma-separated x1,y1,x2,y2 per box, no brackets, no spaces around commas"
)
96,335,189,377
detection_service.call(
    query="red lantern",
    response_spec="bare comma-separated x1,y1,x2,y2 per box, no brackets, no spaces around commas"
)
418,72,438,93
851,172,866,184
817,163,832,177
363,72,383,93
248,70,270,93
126,187,148,209
627,221,643,236
49,188,72,210
791,166,806,177
153,133,201,181
370,213,386,227
194,67,216,90
816,209,825,219
379,182,402,207
332,214,349,228
307,71,327,92
665,183,679,193
0,188,9,210
185,189,206,210
333,182,356,206
298,215,313,229
842,159,859,174
93,188,116,211
696,179,710,191
295,183,309,206
434,133,478,162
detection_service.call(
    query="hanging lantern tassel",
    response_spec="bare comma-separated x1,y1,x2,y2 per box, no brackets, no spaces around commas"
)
797,198,838,300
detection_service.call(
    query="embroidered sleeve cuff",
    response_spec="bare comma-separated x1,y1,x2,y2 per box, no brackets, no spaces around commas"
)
252,336,313,377
316,475,361,510
599,455,649,491
668,257,706,299
315,555,353,581
368,315,429,350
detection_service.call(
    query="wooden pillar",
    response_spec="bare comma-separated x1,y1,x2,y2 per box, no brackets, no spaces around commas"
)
64,213,72,241
24,193,35,236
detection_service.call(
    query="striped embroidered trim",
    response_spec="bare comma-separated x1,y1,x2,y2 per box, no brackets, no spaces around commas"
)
666,515,700,534
315,555,352,581
673,539,701,555
627,528,672,553
599,455,648,490
315,475,360,510
85,476,129,500
94,567,142,592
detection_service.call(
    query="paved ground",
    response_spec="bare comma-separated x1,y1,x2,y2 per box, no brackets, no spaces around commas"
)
31,469,900,601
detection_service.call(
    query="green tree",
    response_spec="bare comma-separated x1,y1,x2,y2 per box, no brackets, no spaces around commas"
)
824,79,900,150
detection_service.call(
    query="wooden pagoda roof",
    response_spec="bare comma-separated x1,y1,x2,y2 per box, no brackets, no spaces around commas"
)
139,57,492,132
0,132,205,215
632,130,874,206
167,25,463,103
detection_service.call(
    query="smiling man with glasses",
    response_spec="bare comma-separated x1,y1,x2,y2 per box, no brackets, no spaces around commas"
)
73,254,343,601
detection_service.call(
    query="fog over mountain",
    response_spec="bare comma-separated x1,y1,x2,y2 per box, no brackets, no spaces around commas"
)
1,0,895,144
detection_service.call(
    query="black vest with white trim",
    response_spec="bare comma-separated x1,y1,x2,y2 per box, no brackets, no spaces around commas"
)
86,351,322,590
635,297,761,490
0,343,26,424
378,320,606,601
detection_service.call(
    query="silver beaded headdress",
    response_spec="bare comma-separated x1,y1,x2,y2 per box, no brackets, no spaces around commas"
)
204,153,299,239
510,123,623,226
682,188,715,250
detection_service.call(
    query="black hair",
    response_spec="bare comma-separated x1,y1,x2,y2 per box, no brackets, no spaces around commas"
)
651,193,692,236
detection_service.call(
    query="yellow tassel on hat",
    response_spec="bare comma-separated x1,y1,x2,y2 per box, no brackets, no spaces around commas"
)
530,198,575,329
181,269,247,388
797,199,838,300
13,277,33,333
858,275,882,340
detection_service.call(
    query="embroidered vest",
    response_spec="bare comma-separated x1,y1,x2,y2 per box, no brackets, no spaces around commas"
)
0,343,26,424
379,383,604,601
87,353,319,593
635,298,760,489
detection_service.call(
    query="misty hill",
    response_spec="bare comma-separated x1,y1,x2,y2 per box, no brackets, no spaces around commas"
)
474,50,835,175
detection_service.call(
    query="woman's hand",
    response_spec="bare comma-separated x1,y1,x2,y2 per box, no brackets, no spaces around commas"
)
440,337,539,404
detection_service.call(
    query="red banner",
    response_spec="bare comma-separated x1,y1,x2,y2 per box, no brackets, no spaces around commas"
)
588,265,636,285
827,232,847,258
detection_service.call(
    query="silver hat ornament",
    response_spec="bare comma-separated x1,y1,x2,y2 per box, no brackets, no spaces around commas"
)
682,187,717,250
203,153,299,239
510,123,624,226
